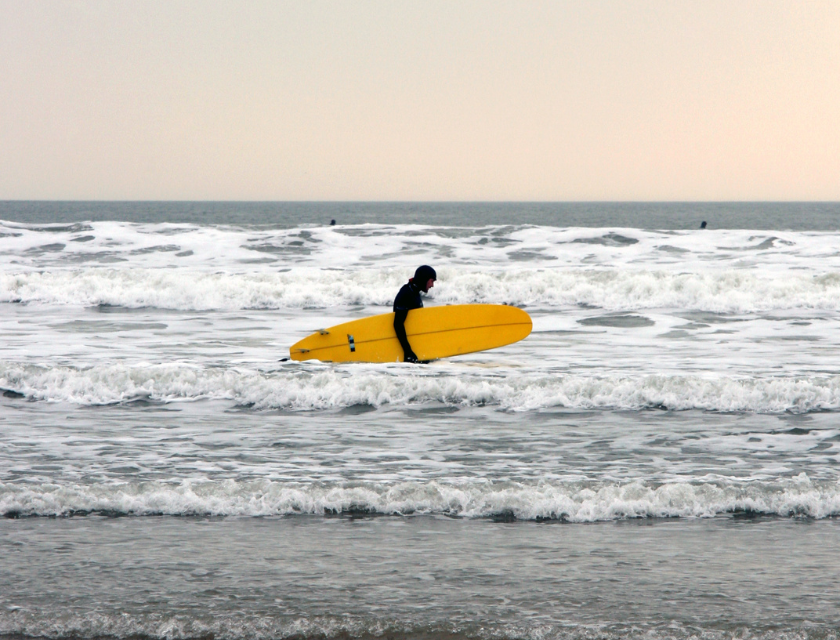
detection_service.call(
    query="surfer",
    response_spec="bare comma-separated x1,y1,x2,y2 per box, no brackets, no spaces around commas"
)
393,265,436,363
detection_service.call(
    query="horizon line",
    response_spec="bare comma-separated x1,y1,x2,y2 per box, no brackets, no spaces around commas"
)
2,199,840,205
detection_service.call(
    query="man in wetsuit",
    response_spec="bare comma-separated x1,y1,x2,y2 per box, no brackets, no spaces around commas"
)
393,265,436,363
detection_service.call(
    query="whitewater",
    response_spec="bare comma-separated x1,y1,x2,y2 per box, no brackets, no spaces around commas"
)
3,220,840,411
3,207,840,640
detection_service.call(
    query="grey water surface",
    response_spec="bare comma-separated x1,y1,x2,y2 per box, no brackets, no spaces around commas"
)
2,202,840,640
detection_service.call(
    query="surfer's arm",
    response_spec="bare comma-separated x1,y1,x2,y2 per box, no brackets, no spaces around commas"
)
393,309,418,363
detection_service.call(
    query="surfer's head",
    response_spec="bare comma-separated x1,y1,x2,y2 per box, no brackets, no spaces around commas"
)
412,265,437,293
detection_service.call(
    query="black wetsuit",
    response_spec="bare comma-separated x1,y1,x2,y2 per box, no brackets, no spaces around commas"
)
393,281,423,362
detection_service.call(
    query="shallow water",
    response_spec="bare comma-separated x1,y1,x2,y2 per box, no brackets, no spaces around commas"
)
4,515,840,640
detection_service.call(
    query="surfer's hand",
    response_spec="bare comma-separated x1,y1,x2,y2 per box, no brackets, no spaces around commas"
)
404,350,418,363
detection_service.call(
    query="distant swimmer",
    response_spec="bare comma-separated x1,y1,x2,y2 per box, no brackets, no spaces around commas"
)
393,265,437,363
700,221,707,229
330,219,336,226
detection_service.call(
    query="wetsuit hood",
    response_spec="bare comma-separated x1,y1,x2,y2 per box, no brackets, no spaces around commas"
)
412,265,437,293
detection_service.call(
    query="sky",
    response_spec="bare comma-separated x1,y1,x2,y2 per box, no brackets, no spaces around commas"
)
1,1,839,201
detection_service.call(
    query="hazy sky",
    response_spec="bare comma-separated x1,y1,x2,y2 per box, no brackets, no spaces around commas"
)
1,1,838,201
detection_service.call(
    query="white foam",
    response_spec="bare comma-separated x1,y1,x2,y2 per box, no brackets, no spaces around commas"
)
4,267,840,312
3,361,840,413
0,611,377,640
4,221,840,313
2,474,838,520
3,221,840,273
0,612,832,640
1,608,834,640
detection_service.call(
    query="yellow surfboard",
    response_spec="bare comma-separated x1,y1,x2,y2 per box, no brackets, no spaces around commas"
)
290,304,532,363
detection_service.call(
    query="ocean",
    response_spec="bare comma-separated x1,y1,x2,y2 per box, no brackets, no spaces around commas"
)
2,201,840,640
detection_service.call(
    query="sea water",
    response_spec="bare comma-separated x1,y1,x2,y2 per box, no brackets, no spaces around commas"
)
2,202,840,640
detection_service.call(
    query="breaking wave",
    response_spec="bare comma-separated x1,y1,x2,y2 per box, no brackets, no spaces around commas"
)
2,361,840,413
3,268,840,311
2,475,838,520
